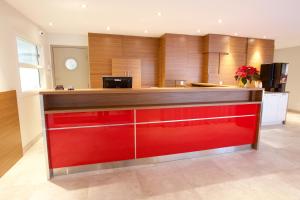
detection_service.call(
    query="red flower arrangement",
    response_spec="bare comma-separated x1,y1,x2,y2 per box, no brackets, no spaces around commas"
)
234,66,260,85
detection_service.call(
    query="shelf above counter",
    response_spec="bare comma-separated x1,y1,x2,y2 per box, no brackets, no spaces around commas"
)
40,87,263,113
40,86,263,95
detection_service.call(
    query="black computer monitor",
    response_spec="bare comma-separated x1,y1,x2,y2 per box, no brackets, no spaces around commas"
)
103,77,132,88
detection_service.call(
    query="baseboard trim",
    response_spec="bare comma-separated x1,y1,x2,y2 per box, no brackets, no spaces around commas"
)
23,134,41,153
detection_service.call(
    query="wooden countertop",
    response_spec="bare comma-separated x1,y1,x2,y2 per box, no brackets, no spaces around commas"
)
264,91,289,94
40,87,263,95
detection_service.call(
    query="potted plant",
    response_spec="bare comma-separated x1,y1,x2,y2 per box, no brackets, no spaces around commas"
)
234,66,260,87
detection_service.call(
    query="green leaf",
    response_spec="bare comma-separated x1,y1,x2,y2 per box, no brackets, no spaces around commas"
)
241,78,247,85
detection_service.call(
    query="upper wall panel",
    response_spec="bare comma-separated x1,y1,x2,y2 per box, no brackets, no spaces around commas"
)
88,33,159,88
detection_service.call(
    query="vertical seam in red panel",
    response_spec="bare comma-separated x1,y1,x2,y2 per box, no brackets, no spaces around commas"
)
134,109,137,159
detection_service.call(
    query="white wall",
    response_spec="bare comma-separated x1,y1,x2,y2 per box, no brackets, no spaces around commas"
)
0,1,51,149
48,33,88,46
274,46,300,112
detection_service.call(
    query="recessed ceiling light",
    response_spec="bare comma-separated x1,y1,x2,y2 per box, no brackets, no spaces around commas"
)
106,26,110,31
157,12,162,16
48,22,53,26
144,29,148,33
197,29,201,33
234,33,238,36
81,4,87,8
218,19,223,24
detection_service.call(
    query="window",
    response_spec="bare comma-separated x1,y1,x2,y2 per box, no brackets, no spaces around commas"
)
19,68,40,91
16,38,42,92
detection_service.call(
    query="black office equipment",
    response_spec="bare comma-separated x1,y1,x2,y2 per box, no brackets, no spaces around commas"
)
103,77,132,88
260,63,288,92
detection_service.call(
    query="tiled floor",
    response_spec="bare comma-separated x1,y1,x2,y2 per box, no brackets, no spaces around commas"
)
1,113,300,200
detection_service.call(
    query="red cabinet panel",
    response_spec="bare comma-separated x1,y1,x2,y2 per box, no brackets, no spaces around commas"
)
136,104,260,123
47,125,134,168
136,116,257,158
46,110,134,128
45,104,260,168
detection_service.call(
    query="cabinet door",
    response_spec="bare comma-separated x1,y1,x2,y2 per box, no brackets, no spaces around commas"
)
262,94,288,125
280,93,289,122
262,94,280,124
262,95,272,123
136,116,258,159
47,125,134,168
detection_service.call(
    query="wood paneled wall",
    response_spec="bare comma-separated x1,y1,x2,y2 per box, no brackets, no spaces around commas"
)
0,90,23,177
112,58,142,88
202,34,274,84
89,32,274,87
220,36,248,84
159,34,202,86
123,36,159,87
89,34,122,88
247,38,274,68
203,34,230,53
202,34,231,83
88,33,159,88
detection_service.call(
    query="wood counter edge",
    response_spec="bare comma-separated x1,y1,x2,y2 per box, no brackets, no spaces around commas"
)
39,87,264,95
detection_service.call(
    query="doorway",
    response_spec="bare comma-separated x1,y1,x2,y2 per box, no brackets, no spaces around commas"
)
51,46,89,89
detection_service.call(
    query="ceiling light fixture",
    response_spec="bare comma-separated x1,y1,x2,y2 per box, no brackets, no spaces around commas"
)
106,26,110,31
263,36,267,39
81,4,87,8
48,22,53,26
144,29,148,33
157,12,162,16
197,29,201,33
218,19,223,24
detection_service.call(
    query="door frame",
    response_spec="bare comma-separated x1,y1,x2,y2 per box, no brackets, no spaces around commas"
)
50,45,89,88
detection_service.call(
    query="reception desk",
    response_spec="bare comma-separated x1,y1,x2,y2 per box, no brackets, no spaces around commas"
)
40,87,263,178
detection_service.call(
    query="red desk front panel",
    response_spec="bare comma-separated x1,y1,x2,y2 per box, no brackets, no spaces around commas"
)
136,104,259,123
136,116,257,158
136,104,260,158
45,104,260,168
46,110,134,128
47,125,134,168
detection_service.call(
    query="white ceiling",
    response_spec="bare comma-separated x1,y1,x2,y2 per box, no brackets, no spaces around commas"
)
5,0,300,49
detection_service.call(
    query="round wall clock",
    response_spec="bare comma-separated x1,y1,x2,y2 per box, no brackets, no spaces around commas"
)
65,58,78,70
